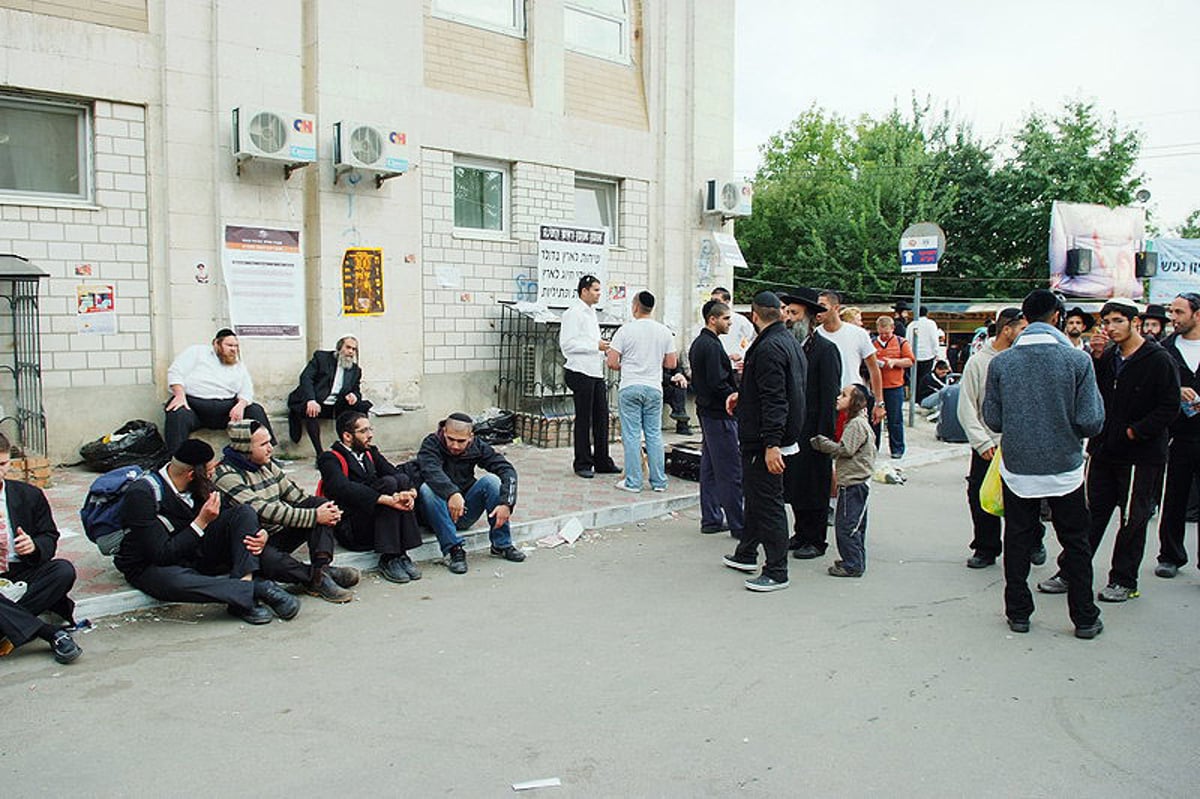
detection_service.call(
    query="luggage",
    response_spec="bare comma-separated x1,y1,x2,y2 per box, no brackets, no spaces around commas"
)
935,383,969,443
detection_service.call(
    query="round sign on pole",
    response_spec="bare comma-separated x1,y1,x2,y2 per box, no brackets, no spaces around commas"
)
899,222,946,274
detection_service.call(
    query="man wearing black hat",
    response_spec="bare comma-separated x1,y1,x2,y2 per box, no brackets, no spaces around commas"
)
1064,307,1093,351
722,291,806,592
1140,303,1169,342
779,288,841,559
163,328,275,454
983,289,1105,638
114,438,304,625
892,301,910,339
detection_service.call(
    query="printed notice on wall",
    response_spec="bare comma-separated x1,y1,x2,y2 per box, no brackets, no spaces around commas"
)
76,284,116,334
536,223,608,308
222,225,303,337
341,248,385,315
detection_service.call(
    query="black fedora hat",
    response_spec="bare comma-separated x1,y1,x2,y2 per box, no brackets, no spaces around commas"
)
1143,303,1169,322
893,300,910,311
777,286,827,313
1065,306,1094,328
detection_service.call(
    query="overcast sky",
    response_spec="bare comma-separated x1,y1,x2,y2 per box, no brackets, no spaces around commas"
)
735,0,1200,231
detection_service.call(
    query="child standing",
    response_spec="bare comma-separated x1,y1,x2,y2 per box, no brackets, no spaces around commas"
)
811,383,877,577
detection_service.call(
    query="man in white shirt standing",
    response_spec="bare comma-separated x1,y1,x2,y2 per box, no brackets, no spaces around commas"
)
910,305,941,389
164,328,275,454
607,291,677,492
815,290,885,425
559,275,620,479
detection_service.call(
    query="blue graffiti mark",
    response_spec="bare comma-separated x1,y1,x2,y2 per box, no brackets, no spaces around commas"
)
515,273,538,302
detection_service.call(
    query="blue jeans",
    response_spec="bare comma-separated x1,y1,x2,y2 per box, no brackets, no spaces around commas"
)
883,385,905,457
417,473,513,553
617,385,667,491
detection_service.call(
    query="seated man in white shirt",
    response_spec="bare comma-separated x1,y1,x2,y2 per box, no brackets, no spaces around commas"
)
164,328,275,453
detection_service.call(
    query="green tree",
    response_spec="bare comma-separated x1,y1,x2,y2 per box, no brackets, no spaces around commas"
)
1175,209,1200,239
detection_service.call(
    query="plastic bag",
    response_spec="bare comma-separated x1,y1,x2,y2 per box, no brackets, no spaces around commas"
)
79,420,169,472
473,410,515,445
980,447,1004,517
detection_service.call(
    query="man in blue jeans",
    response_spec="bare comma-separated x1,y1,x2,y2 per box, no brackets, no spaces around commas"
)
872,314,914,459
606,291,678,493
416,413,523,574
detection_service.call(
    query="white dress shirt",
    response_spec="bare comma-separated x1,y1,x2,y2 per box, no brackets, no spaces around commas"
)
559,299,605,378
166,344,255,402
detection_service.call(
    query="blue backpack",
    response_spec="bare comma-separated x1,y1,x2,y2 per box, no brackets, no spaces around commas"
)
79,466,161,556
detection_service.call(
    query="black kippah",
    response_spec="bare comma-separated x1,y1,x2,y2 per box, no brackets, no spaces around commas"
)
174,439,214,466
447,412,474,425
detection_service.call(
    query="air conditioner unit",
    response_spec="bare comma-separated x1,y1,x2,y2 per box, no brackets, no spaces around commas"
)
334,121,410,174
232,107,317,164
703,179,753,218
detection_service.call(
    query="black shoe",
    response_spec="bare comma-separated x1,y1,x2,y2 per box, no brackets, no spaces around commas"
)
398,555,422,581
287,412,302,444
675,423,694,435
792,544,822,560
1154,561,1179,579
701,524,730,535
594,463,622,474
1030,545,1047,566
1007,618,1030,634
722,554,758,573
967,554,996,569
227,603,273,625
305,573,354,603
326,565,361,588
491,545,526,562
447,546,468,574
380,555,412,584
1074,619,1104,640
50,630,82,664
575,468,595,479
254,579,300,620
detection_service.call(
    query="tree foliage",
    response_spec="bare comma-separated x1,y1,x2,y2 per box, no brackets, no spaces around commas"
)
738,99,1145,302
1176,209,1200,239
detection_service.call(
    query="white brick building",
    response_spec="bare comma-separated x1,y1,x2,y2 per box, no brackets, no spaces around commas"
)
0,0,737,461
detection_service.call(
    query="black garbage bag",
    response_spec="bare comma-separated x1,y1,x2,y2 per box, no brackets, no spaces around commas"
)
473,411,516,445
79,420,169,472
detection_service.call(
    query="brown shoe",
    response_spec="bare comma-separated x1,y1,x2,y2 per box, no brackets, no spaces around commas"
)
306,572,354,603
325,565,361,588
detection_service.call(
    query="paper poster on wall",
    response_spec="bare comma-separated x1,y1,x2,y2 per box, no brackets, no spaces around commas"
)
607,283,628,320
222,225,303,337
1148,238,1200,303
341,248,385,316
76,284,116,334
537,223,608,308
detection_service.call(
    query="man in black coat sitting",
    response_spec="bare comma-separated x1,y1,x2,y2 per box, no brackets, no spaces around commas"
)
317,412,423,584
287,336,374,455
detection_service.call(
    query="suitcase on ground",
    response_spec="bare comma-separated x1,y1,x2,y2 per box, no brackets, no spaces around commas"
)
935,384,968,443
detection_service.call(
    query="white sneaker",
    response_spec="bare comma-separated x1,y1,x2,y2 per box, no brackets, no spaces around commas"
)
614,479,641,493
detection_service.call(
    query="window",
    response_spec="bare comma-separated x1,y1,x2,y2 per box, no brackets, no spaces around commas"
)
564,0,629,62
0,96,91,203
432,0,525,36
454,157,509,235
575,176,619,246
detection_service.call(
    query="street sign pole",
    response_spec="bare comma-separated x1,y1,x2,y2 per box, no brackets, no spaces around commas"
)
908,275,921,427
898,222,946,428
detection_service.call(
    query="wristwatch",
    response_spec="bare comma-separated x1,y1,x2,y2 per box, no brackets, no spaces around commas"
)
875,402,885,408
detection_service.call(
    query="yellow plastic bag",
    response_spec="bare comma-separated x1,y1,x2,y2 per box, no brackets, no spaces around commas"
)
980,447,1004,517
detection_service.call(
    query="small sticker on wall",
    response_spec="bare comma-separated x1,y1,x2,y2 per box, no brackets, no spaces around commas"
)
77,284,117,334
195,262,211,284
75,263,93,276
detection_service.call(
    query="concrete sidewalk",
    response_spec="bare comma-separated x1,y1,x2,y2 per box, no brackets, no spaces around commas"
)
40,415,966,620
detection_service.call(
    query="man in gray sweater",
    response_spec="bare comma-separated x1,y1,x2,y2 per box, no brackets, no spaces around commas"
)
983,289,1105,639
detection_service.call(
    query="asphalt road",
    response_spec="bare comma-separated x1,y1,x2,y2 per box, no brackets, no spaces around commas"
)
3,456,1198,797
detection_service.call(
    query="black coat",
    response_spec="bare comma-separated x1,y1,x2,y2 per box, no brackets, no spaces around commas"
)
1162,333,1200,443
736,320,806,451
689,328,737,419
287,351,364,413
114,471,201,576
316,442,420,514
2,479,59,569
1087,338,1179,464
803,331,841,439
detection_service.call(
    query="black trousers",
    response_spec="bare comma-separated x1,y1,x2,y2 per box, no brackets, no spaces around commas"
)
0,559,77,646
269,496,337,579
1158,438,1200,568
785,446,833,552
1087,455,1162,590
123,505,309,613
663,383,689,421
165,395,275,454
1001,482,1099,627
290,398,374,455
565,369,615,472
334,475,423,555
966,450,1003,558
735,450,789,582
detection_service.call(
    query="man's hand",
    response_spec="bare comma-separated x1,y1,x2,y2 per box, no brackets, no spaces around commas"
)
397,489,416,511
306,400,322,417
491,503,512,530
1126,427,1137,440
765,446,784,475
12,527,35,557
725,392,739,416
165,391,189,412
980,446,996,461
1183,387,1198,404
243,529,268,555
195,492,221,528
229,399,248,422
315,501,342,526
599,339,611,352
345,393,358,406
448,492,465,522
1089,327,1109,358
671,373,688,388
872,405,886,425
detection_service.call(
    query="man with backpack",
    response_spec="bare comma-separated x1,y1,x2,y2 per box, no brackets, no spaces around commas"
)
113,439,304,625
0,433,82,663
317,412,423,585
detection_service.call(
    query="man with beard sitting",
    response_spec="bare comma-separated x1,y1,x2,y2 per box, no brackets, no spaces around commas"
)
287,336,374,455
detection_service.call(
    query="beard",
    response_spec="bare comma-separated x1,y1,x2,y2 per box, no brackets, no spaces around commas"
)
337,353,356,370
792,317,812,341
217,351,238,365
188,475,213,503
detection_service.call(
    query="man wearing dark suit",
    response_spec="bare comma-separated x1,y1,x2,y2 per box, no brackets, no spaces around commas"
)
113,439,304,625
0,435,82,663
287,336,373,455
317,412,423,584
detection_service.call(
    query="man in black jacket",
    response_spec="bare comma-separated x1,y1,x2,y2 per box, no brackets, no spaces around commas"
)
688,299,743,538
287,336,373,455
721,292,807,592
1155,292,1200,578
1052,300,1178,602
0,435,81,663
779,288,841,559
114,439,303,625
416,413,522,574
317,412,423,584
